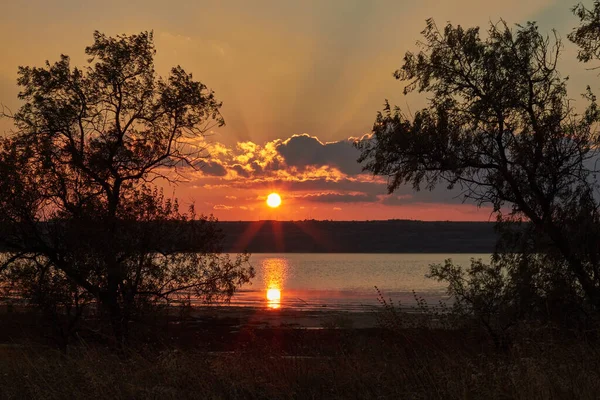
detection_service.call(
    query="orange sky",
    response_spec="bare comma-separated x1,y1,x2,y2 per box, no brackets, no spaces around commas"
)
0,0,596,221
155,133,498,221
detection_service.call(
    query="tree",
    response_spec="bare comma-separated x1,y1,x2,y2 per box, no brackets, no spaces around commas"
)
570,1,600,63
427,258,518,349
0,31,254,345
356,19,600,315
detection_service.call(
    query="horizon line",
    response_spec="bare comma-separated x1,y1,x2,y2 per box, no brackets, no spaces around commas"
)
215,219,496,223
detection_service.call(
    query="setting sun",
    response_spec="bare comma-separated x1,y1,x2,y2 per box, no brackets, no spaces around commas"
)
266,193,282,208
266,288,281,301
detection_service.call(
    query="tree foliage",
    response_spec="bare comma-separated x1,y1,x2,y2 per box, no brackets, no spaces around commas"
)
0,31,254,345
357,18,600,320
570,1,600,63
428,258,517,348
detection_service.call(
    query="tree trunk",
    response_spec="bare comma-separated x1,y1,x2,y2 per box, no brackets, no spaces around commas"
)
101,285,128,349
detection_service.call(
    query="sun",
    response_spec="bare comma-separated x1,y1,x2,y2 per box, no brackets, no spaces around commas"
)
266,288,281,301
266,192,282,208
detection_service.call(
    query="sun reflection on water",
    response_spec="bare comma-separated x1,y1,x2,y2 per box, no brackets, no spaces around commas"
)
262,258,288,309
266,288,281,309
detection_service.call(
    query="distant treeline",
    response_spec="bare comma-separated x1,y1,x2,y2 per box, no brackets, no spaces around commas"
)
0,220,499,254
217,220,498,253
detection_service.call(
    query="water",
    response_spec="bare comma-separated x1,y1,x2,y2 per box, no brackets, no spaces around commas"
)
224,253,491,311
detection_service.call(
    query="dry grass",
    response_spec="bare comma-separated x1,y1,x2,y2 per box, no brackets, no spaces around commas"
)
1,327,599,400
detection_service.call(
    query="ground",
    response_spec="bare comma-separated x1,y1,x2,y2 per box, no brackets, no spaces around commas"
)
0,306,599,399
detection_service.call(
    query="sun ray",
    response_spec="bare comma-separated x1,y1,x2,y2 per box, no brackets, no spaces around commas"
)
230,220,266,252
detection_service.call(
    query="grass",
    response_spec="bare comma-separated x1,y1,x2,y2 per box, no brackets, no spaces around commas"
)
1,315,600,399
1,304,600,399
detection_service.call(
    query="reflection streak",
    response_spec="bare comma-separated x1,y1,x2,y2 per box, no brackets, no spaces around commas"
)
262,258,288,309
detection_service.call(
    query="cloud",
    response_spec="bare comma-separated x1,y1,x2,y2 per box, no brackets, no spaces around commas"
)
201,161,227,176
195,133,374,186
379,194,414,205
186,133,475,210
213,204,233,210
296,192,376,203
231,164,251,178
276,134,363,175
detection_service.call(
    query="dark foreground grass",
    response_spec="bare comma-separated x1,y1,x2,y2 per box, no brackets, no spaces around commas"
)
1,322,600,400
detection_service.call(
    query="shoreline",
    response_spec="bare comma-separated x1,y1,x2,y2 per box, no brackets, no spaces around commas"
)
187,305,382,329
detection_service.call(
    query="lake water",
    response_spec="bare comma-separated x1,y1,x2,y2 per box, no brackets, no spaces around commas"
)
223,253,491,311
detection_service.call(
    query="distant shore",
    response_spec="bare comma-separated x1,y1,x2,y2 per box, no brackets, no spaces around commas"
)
217,220,498,253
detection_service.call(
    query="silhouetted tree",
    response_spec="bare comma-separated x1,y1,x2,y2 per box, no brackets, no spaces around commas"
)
570,1,600,63
0,31,254,346
356,19,600,315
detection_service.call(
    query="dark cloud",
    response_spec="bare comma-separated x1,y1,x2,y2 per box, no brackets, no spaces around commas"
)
299,192,377,203
286,179,386,195
201,161,227,177
228,177,387,195
231,164,250,178
380,194,414,205
266,157,284,171
276,134,363,175
226,175,469,205
250,160,264,174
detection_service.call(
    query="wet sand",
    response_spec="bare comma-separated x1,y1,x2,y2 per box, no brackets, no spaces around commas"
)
189,305,381,329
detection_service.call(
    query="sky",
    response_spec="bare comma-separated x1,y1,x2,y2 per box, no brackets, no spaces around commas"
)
0,0,597,221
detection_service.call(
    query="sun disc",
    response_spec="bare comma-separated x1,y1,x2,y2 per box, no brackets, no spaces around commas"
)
266,193,282,208
266,288,281,301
